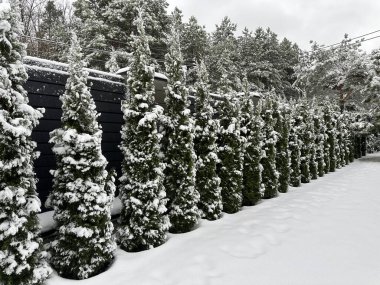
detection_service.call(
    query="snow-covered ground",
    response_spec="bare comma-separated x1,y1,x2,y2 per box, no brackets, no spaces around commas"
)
47,153,380,285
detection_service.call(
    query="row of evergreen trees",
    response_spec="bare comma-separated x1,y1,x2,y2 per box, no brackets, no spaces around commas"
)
0,3,374,285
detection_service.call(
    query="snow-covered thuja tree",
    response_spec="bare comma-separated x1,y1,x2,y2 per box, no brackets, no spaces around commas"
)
162,16,200,233
323,102,337,172
273,98,290,193
215,72,243,213
240,77,264,205
308,108,318,180
193,61,222,220
0,1,52,284
336,113,348,168
289,102,302,187
260,96,278,199
48,34,116,279
313,108,326,177
342,114,353,164
297,101,312,183
335,113,343,169
118,11,169,251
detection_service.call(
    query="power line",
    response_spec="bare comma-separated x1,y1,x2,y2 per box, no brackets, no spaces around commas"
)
320,29,380,49
360,34,380,43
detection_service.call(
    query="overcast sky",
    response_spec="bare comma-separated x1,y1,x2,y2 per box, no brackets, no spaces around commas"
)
166,0,380,52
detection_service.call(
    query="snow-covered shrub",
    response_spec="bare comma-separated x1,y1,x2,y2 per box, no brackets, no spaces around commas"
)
323,102,337,172
308,108,318,180
289,106,302,187
335,112,344,169
162,13,200,233
48,33,116,279
260,96,278,198
367,134,376,153
313,108,326,177
118,10,170,251
240,78,264,205
297,101,312,183
350,112,373,158
273,98,290,193
0,1,52,284
193,61,222,220
215,81,243,213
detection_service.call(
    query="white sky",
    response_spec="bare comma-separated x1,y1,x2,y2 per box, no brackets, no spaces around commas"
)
166,0,380,52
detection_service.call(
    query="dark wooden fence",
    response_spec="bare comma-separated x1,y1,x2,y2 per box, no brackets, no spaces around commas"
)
24,57,167,211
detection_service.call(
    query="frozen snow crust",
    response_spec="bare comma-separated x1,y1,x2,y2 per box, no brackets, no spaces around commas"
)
44,153,380,285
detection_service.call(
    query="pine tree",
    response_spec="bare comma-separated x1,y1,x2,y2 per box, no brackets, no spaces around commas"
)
193,61,222,220
162,14,200,233
37,0,70,61
246,28,284,94
273,98,290,193
289,103,302,187
261,96,278,198
366,49,380,130
181,16,208,65
105,48,120,73
0,1,52,284
118,11,170,251
240,77,264,205
48,34,116,279
74,0,170,70
207,17,240,92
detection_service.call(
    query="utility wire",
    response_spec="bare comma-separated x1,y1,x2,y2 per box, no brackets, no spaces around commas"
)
360,34,380,43
320,29,380,49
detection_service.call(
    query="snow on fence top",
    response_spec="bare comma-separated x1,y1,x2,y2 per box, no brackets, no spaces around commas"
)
24,56,168,84
24,56,125,84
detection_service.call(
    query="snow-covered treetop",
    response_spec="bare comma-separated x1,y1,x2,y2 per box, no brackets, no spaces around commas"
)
60,32,99,134
165,9,184,84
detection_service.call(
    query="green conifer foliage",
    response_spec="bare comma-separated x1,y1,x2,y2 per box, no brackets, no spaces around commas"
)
193,61,222,220
118,11,170,252
335,113,343,169
261,97,278,198
0,1,52,284
273,98,290,193
308,109,318,180
342,114,353,164
162,14,200,233
298,102,311,183
49,34,116,279
323,103,337,172
240,78,264,205
313,108,326,177
216,74,243,213
289,104,302,187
